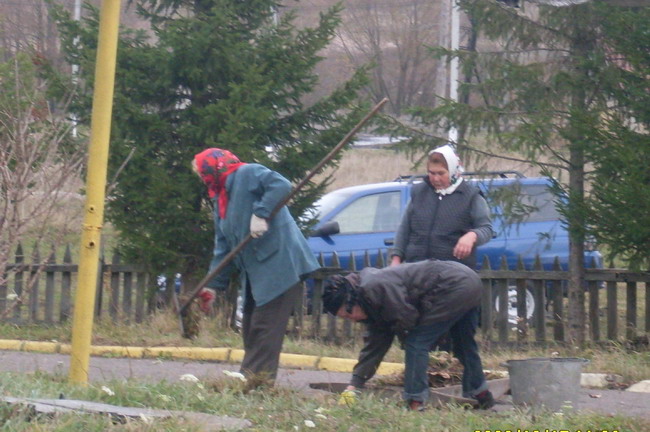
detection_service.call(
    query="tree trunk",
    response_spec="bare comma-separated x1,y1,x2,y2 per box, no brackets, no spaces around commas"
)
568,145,586,345
566,29,592,345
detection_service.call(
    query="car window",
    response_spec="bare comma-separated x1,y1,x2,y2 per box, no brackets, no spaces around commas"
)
333,191,401,233
311,189,355,219
518,185,561,222
482,182,561,224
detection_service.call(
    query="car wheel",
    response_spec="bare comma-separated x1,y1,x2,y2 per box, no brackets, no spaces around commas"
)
494,286,535,326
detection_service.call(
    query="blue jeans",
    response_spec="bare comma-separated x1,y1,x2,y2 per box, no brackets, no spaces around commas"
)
403,307,488,403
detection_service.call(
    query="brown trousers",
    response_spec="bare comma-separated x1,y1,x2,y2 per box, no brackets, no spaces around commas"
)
240,281,301,382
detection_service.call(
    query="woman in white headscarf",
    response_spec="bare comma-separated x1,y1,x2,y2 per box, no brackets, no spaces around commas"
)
383,144,494,409
390,144,493,269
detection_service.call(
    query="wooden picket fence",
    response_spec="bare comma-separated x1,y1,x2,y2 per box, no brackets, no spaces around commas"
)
1,243,649,347
306,252,650,347
0,243,153,325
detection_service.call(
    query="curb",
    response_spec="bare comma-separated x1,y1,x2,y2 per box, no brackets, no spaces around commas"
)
0,339,403,376
626,380,650,393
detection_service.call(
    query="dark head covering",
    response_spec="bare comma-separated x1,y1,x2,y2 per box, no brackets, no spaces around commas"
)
322,272,361,315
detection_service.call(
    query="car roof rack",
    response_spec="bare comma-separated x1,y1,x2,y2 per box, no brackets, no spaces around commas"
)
463,171,526,179
394,170,525,184
394,174,425,184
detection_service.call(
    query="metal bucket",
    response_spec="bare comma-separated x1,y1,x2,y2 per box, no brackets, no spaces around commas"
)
504,357,589,412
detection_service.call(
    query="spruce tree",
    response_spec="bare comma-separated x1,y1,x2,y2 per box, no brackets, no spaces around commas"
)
382,1,649,343
584,8,650,270
52,0,368,284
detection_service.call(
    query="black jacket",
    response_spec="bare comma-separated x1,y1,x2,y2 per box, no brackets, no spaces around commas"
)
350,259,482,387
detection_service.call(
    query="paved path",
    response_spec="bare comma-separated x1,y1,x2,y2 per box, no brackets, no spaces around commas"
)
1,349,649,421
0,350,349,394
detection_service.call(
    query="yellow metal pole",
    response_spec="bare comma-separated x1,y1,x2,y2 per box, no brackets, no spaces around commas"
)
69,0,122,384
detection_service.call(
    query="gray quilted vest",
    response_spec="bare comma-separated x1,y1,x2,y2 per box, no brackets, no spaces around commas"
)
403,180,480,269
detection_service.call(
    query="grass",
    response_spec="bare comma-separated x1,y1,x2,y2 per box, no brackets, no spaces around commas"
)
1,370,649,431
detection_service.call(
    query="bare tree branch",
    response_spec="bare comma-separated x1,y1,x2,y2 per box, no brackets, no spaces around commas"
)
0,53,86,290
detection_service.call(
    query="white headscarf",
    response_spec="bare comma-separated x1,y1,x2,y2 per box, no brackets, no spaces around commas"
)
428,144,464,196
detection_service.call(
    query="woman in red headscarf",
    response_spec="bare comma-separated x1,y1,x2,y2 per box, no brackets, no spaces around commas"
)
193,148,319,385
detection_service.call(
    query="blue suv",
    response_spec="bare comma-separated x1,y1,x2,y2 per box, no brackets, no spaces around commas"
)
307,172,603,321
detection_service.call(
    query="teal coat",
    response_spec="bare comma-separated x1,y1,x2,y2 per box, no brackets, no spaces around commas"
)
207,163,319,306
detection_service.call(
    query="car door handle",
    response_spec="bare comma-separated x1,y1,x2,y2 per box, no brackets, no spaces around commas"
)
384,238,394,246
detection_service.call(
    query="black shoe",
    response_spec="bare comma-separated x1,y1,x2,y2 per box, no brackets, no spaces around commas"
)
474,390,495,409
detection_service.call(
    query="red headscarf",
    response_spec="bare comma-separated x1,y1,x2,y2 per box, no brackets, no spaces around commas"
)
194,148,247,219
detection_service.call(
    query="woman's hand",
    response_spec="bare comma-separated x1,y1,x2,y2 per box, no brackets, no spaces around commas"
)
249,214,269,238
453,231,477,259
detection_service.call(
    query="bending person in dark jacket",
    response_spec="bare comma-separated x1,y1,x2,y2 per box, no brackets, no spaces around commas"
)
322,259,494,410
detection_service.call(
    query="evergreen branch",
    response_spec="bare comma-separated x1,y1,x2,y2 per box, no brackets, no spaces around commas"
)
518,117,571,167
379,113,565,170
466,65,506,138
463,0,567,44
474,47,572,56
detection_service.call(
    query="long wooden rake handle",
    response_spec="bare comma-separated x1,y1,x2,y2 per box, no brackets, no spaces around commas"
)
180,98,389,317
